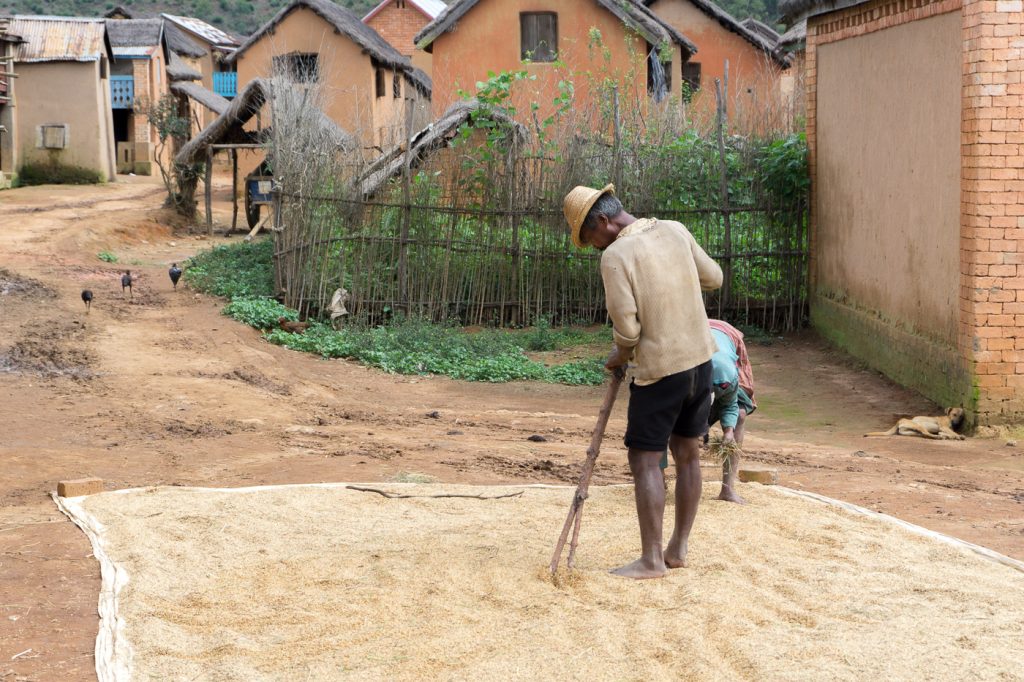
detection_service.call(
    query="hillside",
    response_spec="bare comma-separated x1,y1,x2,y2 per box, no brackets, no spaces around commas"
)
0,0,783,43
0,0,381,35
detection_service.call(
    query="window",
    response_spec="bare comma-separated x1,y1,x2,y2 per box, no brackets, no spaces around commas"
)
41,124,67,149
272,53,319,83
375,67,386,98
520,12,557,62
682,61,701,103
395,0,406,7
393,71,401,99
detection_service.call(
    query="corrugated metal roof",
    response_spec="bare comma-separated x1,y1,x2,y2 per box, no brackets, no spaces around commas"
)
10,16,107,63
112,45,158,57
162,14,239,49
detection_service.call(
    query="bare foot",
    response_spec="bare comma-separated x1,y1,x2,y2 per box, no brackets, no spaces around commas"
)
717,488,747,505
663,540,687,569
610,557,666,579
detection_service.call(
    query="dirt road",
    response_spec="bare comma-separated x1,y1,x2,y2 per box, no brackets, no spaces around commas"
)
2,179,1022,680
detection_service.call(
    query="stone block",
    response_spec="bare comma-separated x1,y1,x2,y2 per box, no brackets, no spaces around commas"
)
739,468,778,485
57,477,103,497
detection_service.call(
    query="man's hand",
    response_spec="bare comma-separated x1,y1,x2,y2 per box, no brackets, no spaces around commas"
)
723,427,736,444
604,344,632,370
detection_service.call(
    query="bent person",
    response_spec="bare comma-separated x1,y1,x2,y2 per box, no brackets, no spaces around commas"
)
564,183,722,579
660,319,758,504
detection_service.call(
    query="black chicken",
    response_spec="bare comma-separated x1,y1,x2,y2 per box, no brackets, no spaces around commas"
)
169,263,182,290
121,270,133,298
81,289,93,313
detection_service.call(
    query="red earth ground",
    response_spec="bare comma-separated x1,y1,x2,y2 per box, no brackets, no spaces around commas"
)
1,177,1022,680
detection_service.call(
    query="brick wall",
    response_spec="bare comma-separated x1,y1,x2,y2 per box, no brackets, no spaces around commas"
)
806,0,1024,423
365,1,429,58
961,0,1024,421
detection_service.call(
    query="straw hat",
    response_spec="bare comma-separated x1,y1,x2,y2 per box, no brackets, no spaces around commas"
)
563,183,615,248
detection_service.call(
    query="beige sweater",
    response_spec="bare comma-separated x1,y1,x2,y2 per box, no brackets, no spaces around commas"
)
600,218,723,381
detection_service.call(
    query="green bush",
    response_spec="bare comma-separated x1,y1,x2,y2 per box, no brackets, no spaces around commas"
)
188,239,611,386
223,297,296,330
97,251,118,263
184,239,275,299
18,162,103,186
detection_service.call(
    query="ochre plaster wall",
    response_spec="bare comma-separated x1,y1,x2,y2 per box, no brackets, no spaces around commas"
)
235,6,406,152
427,0,683,121
647,0,785,128
16,60,115,180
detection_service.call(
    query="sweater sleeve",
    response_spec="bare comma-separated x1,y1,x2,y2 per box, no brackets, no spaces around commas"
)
601,251,640,348
688,230,723,291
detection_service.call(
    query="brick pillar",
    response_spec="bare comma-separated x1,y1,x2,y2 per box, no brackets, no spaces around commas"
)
131,59,154,174
961,0,1024,422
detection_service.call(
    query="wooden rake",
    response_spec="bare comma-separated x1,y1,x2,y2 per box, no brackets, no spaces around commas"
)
550,367,625,574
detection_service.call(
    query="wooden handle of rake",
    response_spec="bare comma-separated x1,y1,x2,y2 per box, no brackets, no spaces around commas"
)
550,367,625,574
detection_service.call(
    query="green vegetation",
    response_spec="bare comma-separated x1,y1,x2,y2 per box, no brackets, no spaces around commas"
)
3,0,381,34
17,162,103,186
186,239,611,386
97,251,119,263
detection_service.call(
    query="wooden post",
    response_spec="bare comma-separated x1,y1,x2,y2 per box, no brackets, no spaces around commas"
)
396,96,415,313
714,79,732,316
230,148,238,234
611,84,622,189
204,146,213,236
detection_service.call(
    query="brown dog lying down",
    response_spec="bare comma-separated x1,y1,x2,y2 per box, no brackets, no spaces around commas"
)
864,407,966,440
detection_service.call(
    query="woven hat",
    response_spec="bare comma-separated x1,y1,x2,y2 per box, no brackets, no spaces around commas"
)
563,183,615,248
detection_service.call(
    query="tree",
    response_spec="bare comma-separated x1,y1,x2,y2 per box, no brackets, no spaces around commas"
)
139,94,203,218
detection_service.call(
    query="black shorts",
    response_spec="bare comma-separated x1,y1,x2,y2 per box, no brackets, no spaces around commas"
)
624,361,713,451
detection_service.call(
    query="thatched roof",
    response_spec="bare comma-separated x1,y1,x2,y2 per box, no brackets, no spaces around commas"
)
175,78,355,167
778,18,806,49
779,0,867,23
229,0,411,70
404,66,431,98
415,0,697,58
167,50,203,81
171,81,230,114
644,0,788,66
164,21,206,59
741,17,780,44
104,6,133,19
357,99,527,197
105,17,161,54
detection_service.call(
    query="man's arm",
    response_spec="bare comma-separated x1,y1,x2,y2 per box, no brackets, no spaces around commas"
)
600,254,639,367
718,384,740,438
688,231,723,291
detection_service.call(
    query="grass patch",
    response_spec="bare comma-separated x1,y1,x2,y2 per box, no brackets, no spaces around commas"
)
17,162,104,186
187,239,611,386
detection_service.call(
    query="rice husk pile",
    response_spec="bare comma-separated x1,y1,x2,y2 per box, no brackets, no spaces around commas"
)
73,483,1024,681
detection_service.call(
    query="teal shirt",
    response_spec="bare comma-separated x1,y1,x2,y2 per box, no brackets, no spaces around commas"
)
710,329,740,429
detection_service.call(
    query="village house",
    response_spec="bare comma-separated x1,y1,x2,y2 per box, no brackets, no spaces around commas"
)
3,16,116,183
228,0,432,153
781,0,1024,424
104,17,169,175
161,13,241,127
642,0,789,127
0,17,21,187
363,0,447,77
415,0,697,121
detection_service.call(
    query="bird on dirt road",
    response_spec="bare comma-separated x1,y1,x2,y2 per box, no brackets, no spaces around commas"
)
81,289,93,313
278,317,310,334
169,263,182,290
121,270,133,298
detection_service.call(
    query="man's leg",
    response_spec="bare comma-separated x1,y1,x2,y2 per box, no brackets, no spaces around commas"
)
718,409,747,504
611,449,667,579
664,434,701,568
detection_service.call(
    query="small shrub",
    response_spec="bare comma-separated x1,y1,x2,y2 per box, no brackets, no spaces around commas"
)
184,239,274,299
223,298,296,330
97,251,118,263
18,162,103,186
